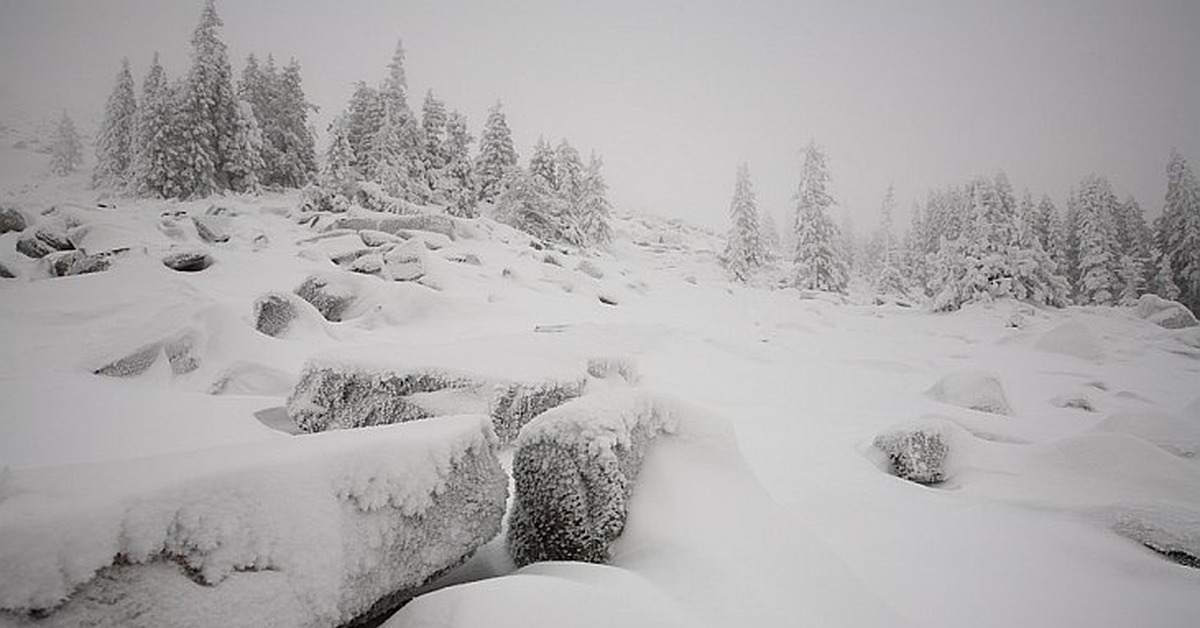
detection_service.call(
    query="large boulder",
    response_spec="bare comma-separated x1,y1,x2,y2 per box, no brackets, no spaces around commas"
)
382,240,427,282
327,213,457,240
93,333,200,378
507,391,677,567
42,250,111,277
1134,294,1198,329
295,273,357,322
191,215,231,243
490,379,587,443
926,371,1011,415
15,226,73,259
0,416,508,628
0,206,26,234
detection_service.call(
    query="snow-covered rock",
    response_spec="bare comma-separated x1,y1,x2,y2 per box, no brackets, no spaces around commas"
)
0,415,508,627
328,212,457,240
93,332,201,379
295,273,357,322
287,361,480,432
926,371,1011,415
1035,320,1105,361
15,226,72,259
383,240,427,282
162,249,213,272
507,391,679,567
1134,294,1198,329
586,357,641,385
1106,504,1200,569
41,250,111,277
191,214,231,243
0,260,14,279
490,378,587,443
253,292,299,337
0,206,28,234
873,421,955,484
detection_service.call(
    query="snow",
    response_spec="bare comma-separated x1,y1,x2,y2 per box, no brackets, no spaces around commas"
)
1,137,1199,626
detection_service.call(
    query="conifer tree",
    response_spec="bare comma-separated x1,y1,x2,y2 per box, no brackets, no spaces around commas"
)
344,82,385,173
476,101,517,204
577,152,613,247
528,137,557,189
94,58,138,189
309,115,358,211
133,54,174,198
440,110,476,217
49,111,83,176
761,209,782,259
1074,174,1122,305
420,90,448,201
1153,249,1181,301
722,163,766,282
791,141,848,293
269,59,318,188
554,140,584,200
875,184,907,296
175,0,239,197
225,101,265,193
1159,150,1200,312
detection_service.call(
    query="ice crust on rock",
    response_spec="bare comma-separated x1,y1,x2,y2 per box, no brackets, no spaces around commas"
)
927,371,1012,415
0,415,507,627
507,390,680,567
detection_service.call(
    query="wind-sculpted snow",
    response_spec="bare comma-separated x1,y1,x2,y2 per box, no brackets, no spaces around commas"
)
0,415,507,627
926,371,1011,415
507,390,680,567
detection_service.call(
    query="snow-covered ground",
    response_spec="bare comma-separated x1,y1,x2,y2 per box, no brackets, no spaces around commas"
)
1,141,1199,627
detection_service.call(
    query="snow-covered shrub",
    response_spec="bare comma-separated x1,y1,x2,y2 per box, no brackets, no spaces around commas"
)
1035,321,1105,361
0,416,508,627
927,371,1011,415
1134,294,1198,329
586,357,641,385
294,273,357,322
287,362,480,432
507,391,678,567
874,426,951,484
490,378,586,443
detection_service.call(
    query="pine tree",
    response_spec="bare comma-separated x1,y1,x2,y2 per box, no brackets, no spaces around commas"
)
1159,150,1200,313
577,152,613,247
476,101,517,204
440,110,476,217
93,58,138,189
173,0,240,197
49,111,83,176
1074,174,1122,305
791,141,848,293
528,137,557,189
344,82,385,173
722,163,766,282
420,90,448,202
554,140,584,200
225,101,265,193
268,59,317,188
133,54,175,197
875,184,907,296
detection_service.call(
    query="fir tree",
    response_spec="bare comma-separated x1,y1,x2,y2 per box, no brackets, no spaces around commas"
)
49,111,83,176
1159,150,1200,313
554,140,584,200
722,163,766,282
791,141,848,293
133,54,175,198
476,101,517,204
1074,174,1122,305
528,137,557,189
875,184,907,296
495,168,577,243
577,152,613,247
225,101,265,193
440,110,476,217
344,82,385,173
93,58,138,189
1153,249,1181,301
268,59,318,188
761,209,782,259
370,105,428,205
420,90,448,202
175,0,239,197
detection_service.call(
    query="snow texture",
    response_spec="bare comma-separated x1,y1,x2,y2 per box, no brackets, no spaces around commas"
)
1095,410,1200,459
926,371,1011,415
1134,294,1199,329
507,390,679,567
489,378,586,443
0,416,507,627
1035,320,1106,361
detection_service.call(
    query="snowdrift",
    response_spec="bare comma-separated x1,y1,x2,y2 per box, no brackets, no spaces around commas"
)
0,415,508,628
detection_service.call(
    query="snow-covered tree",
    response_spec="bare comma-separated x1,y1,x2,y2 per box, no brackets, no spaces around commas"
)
268,58,318,188
1153,249,1181,301
528,137,557,190
320,115,358,205
495,168,578,244
49,111,83,176
760,209,782,259
174,0,239,197
132,54,175,198
225,100,265,193
577,152,613,247
874,184,907,296
791,141,848,292
476,101,517,204
344,82,385,173
370,105,427,205
93,58,138,189
554,140,584,200
439,110,476,217
722,163,766,282
1074,174,1122,305
420,90,448,202
1159,150,1200,313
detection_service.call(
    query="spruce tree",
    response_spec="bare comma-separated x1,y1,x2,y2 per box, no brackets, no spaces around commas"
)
476,101,517,204
440,110,476,217
49,111,83,176
1160,151,1200,312
1074,174,1122,305
269,59,317,188
133,54,174,198
174,0,239,197
791,141,848,293
875,184,907,296
225,101,265,193
528,137,557,189
93,58,138,189
722,163,766,282
761,209,782,259
554,140,584,200
344,82,385,174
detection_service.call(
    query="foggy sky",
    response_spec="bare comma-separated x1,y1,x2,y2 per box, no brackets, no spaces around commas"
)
2,0,1198,231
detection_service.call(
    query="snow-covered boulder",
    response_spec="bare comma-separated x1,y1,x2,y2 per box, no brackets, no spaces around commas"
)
490,379,587,443
1106,505,1200,569
93,333,200,378
507,391,679,567
191,214,231,243
586,357,641,385
162,249,213,272
253,292,299,337
1134,294,1199,329
1035,320,1105,361
329,213,457,240
0,206,27,234
873,422,955,484
577,259,605,279
42,250,111,277
15,226,73,259
287,361,480,432
359,229,402,247
926,371,1011,415
295,273,357,322
383,240,427,282
0,260,14,279
0,415,508,628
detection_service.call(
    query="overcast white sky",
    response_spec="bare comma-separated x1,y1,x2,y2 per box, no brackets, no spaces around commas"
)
2,0,1198,231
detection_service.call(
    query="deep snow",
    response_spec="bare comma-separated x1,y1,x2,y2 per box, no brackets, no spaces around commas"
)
1,138,1199,627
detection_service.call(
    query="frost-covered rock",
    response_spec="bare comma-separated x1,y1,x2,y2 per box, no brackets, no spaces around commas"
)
329,213,457,240
927,371,1011,415
577,259,605,279
191,215,231,243
874,423,953,484
1035,321,1105,361
0,416,508,627
349,252,385,276
162,250,213,272
507,391,679,567
490,379,587,443
586,357,640,385
93,333,200,378
0,261,14,279
295,273,357,322
93,342,162,377
41,250,111,277
383,240,426,282
0,206,27,234
359,229,402,247
253,292,300,337
1106,505,1200,570
1134,294,1199,329
287,362,480,432
15,227,73,259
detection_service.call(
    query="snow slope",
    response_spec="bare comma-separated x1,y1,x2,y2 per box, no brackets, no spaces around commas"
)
1,140,1199,626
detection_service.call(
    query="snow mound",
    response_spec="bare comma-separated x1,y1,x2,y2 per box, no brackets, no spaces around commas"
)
207,360,295,397
294,272,359,322
508,390,680,567
326,211,458,240
0,415,507,627
586,356,641,384
1104,504,1200,569
873,420,963,484
1035,320,1105,361
93,331,201,378
1134,294,1199,329
926,371,1011,415
1094,410,1200,458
